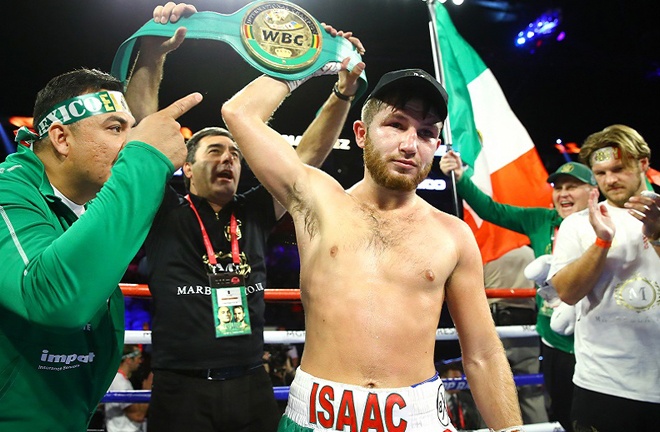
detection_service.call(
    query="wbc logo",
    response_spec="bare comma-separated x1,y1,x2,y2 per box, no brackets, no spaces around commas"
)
241,1,322,72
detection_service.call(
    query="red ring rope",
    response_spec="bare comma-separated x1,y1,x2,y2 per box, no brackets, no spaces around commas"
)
119,284,535,299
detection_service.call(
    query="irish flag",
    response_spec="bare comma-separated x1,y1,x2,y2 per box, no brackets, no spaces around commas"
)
430,3,553,264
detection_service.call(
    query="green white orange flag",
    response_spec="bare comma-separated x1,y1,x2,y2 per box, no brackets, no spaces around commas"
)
431,3,553,263
647,168,660,188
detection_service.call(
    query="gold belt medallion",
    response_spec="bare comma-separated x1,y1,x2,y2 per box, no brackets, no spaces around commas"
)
241,1,322,72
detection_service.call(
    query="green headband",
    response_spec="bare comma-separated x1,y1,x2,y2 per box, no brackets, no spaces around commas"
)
16,91,133,147
122,350,142,360
110,1,367,100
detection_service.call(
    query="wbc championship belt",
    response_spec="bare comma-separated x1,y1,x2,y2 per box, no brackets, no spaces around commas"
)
111,1,367,99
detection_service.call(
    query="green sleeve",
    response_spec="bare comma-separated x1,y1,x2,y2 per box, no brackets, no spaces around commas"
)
0,142,173,330
456,174,542,235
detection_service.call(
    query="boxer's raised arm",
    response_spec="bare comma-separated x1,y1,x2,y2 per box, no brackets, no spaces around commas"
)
222,76,309,210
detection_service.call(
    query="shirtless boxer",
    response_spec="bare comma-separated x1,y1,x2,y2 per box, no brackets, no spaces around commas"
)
222,67,523,432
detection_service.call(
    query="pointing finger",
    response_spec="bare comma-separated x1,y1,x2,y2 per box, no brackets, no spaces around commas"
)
160,92,203,120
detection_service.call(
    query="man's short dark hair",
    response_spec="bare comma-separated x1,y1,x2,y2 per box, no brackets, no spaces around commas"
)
184,127,236,189
32,69,124,150
33,68,124,132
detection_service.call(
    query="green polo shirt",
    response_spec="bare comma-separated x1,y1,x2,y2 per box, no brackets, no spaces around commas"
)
455,175,573,354
0,142,173,431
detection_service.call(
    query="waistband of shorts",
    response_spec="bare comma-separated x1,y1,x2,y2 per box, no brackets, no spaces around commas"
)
284,368,456,431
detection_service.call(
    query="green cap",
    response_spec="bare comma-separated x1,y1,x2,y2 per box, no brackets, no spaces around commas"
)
547,162,597,186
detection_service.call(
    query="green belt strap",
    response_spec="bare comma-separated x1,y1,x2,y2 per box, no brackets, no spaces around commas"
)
111,2,368,100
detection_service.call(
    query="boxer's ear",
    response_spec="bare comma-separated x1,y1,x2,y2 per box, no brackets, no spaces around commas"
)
354,120,367,149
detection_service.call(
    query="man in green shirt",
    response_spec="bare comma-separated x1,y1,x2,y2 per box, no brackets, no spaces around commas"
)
440,153,597,432
0,68,201,431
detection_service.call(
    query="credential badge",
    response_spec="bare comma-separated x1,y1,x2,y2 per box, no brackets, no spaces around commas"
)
241,1,322,72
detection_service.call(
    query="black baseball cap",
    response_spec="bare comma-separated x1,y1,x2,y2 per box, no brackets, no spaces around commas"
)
366,69,449,120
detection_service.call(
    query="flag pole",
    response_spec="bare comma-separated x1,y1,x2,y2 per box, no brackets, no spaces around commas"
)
426,0,462,218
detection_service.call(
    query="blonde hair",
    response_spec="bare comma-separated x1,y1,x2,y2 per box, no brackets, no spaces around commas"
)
579,124,651,168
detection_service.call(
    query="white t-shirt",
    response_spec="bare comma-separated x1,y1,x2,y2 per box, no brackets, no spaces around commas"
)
549,204,660,403
105,372,145,432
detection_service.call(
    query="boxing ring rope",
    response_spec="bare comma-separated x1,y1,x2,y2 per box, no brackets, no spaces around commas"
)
124,325,538,345
106,284,565,432
120,283,540,345
103,374,546,403
119,283,538,299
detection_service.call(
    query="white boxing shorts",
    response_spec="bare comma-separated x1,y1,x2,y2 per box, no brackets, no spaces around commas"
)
278,368,458,432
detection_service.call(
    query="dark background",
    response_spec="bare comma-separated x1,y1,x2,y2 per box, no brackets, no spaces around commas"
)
2,0,659,175
5,0,658,362
3,0,659,333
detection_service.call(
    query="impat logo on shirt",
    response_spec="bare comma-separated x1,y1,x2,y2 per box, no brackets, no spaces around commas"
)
40,349,96,365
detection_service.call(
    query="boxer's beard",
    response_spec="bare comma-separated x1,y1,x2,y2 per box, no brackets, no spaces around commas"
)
364,135,432,191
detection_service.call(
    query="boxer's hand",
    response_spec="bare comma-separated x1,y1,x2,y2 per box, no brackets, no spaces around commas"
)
337,57,365,98
321,23,366,98
139,3,198,58
278,24,365,94
321,22,365,55
128,92,202,168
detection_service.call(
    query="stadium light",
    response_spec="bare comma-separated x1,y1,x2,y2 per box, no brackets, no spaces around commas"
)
515,9,562,49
